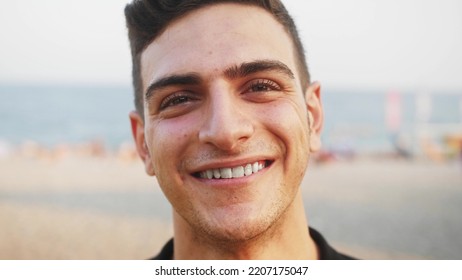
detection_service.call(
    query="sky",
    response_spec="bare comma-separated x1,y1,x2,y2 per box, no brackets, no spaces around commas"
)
0,0,461,92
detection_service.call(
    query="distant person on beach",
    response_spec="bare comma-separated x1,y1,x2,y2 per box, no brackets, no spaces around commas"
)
125,0,353,260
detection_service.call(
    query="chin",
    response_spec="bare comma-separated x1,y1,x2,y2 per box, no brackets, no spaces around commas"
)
205,220,269,244
196,203,284,244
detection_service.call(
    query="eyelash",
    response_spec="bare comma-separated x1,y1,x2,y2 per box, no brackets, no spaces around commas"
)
159,92,195,110
246,79,281,92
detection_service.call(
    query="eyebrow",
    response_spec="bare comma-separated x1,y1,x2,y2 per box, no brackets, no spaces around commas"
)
224,60,295,80
145,73,202,100
144,60,295,100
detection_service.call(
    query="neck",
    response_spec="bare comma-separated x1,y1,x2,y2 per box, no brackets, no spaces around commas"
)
172,191,319,259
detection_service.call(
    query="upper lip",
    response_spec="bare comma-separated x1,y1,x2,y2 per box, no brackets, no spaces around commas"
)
188,156,274,174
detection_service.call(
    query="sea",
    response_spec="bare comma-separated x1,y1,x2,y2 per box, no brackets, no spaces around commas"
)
1,84,461,155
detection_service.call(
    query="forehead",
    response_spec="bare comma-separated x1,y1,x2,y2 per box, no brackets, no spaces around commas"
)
140,3,298,88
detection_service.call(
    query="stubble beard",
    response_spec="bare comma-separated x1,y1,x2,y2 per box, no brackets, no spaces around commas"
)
183,181,299,253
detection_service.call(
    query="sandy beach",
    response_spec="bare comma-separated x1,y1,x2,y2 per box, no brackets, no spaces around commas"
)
1,153,461,259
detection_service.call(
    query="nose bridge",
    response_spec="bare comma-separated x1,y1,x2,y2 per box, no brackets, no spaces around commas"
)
199,84,253,150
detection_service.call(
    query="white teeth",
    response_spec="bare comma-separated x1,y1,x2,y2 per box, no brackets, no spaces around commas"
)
244,164,252,176
206,169,213,179
220,167,232,179
232,166,245,178
252,162,259,173
198,161,268,179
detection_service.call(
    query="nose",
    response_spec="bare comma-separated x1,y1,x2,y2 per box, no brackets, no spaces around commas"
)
198,90,254,151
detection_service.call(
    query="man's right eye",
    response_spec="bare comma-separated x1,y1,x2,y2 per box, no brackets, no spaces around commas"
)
159,92,195,110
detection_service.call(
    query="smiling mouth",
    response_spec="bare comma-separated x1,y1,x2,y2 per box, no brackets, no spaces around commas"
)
193,160,272,179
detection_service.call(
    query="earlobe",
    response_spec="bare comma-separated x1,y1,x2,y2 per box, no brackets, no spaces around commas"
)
305,82,324,153
129,111,155,176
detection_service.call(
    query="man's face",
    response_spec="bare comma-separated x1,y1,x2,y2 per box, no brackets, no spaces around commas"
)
132,4,322,242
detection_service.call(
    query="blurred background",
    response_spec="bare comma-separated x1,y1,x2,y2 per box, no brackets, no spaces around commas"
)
0,0,461,259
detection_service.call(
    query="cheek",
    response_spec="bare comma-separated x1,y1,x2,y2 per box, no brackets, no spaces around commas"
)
257,99,311,179
259,100,310,146
146,115,200,169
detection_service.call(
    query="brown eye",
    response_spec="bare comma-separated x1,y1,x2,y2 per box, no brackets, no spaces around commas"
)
247,79,280,93
160,92,195,110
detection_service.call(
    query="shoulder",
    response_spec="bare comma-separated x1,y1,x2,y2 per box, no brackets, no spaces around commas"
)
309,227,356,260
150,229,356,260
149,239,174,260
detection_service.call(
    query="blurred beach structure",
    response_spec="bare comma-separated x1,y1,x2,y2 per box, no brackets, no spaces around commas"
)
0,84,461,259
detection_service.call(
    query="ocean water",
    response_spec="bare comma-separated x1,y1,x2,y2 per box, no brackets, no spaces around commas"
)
0,85,134,150
322,90,462,153
1,84,461,153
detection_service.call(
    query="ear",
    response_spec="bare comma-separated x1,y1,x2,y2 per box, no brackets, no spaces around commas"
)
304,81,324,152
129,111,155,176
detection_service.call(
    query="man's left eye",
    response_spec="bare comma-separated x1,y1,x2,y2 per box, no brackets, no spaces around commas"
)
247,79,280,92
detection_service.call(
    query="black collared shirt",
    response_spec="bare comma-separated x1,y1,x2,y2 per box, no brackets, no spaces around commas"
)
150,227,355,260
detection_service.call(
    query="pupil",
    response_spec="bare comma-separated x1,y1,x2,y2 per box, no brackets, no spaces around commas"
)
174,96,187,104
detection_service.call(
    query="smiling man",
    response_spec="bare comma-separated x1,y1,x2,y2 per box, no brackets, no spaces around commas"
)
125,0,352,260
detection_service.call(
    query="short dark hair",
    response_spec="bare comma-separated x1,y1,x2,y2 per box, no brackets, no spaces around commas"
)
125,0,310,115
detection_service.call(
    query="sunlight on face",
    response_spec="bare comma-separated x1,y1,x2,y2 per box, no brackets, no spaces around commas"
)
137,4,321,242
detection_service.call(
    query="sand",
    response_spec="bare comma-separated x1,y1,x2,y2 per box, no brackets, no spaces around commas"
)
0,154,461,259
